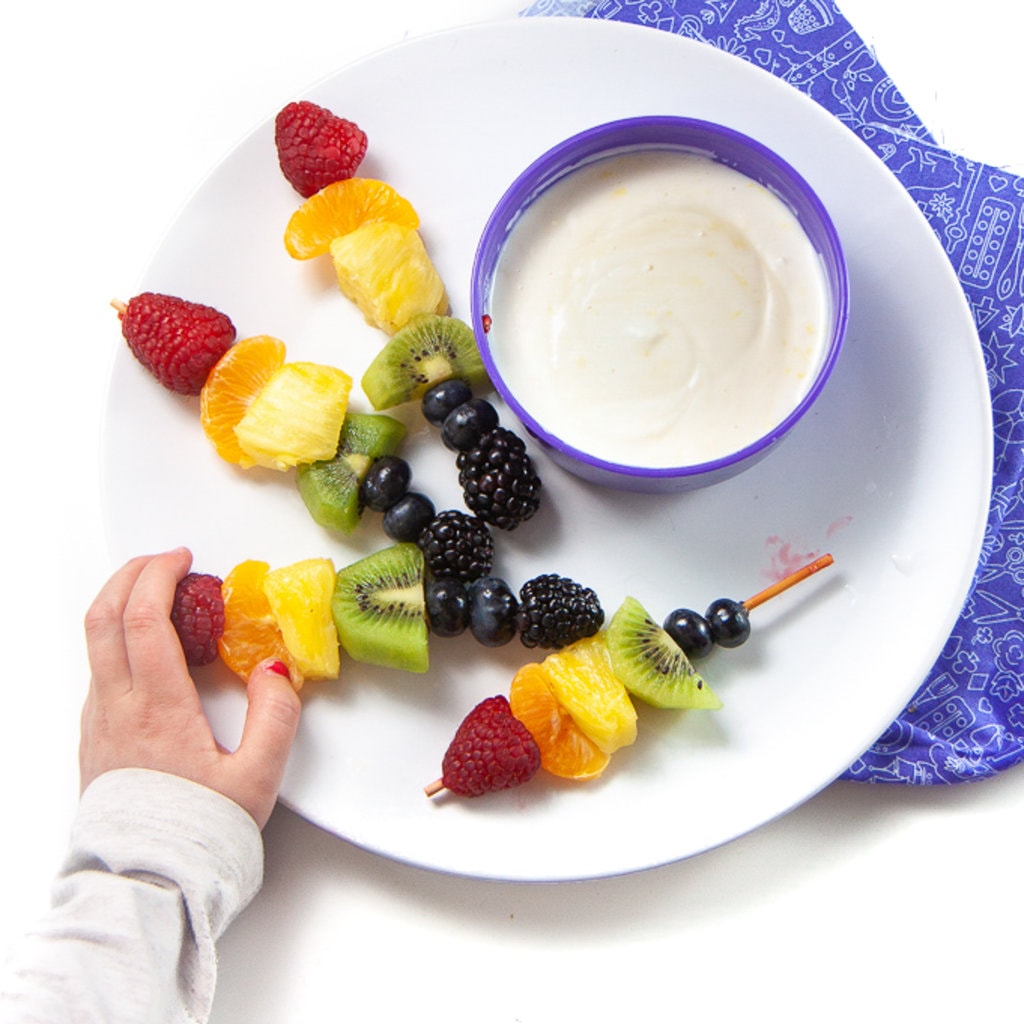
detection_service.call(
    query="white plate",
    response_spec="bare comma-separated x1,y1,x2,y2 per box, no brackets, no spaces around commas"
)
101,17,992,881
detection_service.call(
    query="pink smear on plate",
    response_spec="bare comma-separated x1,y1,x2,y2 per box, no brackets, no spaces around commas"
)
827,515,853,539
763,537,817,582
764,519,851,582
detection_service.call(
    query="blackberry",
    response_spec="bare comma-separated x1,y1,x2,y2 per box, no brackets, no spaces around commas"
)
417,509,494,582
516,574,604,650
456,427,541,530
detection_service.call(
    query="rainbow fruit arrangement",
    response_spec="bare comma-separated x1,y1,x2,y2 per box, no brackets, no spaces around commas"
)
118,99,834,799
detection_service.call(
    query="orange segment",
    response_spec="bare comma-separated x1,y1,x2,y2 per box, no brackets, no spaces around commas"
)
218,559,304,690
200,336,286,467
284,178,420,260
510,662,611,781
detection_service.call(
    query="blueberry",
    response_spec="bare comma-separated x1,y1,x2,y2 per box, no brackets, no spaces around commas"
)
424,577,470,637
705,598,751,648
382,492,436,542
421,378,473,427
441,399,499,451
467,575,519,647
663,608,715,659
360,455,412,513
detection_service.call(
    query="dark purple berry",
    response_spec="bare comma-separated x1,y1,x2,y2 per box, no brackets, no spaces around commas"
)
422,378,473,426
456,427,542,531
441,399,500,451
382,491,435,542
663,608,715,659
417,509,494,582
516,574,603,649
705,598,751,648
424,577,470,637
360,455,411,512
467,576,519,647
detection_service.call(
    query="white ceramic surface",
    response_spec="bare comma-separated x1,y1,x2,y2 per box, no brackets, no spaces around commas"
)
101,17,992,881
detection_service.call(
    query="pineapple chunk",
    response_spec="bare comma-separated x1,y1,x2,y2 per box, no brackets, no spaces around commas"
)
262,558,340,680
541,635,638,755
330,222,448,335
234,362,352,470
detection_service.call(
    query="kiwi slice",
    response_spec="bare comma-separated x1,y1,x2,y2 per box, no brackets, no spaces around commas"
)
332,543,429,673
296,413,407,534
606,596,722,710
361,313,490,410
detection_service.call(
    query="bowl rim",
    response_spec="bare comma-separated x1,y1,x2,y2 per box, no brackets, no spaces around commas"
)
469,114,850,482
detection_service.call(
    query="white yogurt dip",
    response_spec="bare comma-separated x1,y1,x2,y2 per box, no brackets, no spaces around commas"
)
487,149,831,468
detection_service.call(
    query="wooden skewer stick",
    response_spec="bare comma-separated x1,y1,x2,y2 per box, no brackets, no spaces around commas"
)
424,778,445,798
742,553,834,612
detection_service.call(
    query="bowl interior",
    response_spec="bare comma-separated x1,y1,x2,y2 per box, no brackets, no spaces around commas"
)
470,116,849,491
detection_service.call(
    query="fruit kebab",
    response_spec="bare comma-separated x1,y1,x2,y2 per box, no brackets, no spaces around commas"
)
425,554,835,799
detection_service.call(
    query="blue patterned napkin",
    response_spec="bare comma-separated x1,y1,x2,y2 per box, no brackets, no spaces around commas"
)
522,0,1024,784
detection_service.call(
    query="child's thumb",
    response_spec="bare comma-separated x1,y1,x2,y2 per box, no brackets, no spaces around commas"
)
233,659,302,826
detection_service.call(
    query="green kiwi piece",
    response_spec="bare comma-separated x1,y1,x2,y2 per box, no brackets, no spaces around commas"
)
332,543,428,673
606,596,722,710
361,313,490,410
296,413,407,534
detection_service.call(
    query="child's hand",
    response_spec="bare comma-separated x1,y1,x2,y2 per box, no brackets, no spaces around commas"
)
80,547,301,828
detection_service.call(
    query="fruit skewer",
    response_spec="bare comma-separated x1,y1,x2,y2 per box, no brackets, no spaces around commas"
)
426,553,836,798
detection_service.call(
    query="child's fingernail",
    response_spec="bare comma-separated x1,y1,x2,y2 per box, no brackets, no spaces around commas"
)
265,660,291,680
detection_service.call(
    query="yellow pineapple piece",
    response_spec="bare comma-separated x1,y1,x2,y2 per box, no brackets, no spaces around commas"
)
234,361,352,470
329,221,448,334
540,634,638,755
262,558,340,680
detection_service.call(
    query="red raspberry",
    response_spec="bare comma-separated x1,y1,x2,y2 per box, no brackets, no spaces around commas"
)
437,695,541,797
116,292,236,396
274,101,368,198
171,573,225,666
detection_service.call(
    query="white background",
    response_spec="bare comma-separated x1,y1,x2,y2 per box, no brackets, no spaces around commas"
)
1,1,1021,1020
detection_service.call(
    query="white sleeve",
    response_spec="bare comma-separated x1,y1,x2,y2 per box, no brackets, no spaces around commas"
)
0,768,264,1024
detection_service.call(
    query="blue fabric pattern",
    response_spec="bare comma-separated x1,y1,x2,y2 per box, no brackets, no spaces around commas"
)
522,0,1024,784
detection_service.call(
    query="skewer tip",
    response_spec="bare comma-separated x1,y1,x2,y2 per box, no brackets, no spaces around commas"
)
743,553,835,611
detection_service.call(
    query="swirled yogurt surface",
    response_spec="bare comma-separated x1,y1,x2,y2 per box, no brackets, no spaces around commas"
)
487,149,830,468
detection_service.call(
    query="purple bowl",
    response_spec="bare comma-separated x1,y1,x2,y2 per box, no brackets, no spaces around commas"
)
470,116,849,493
